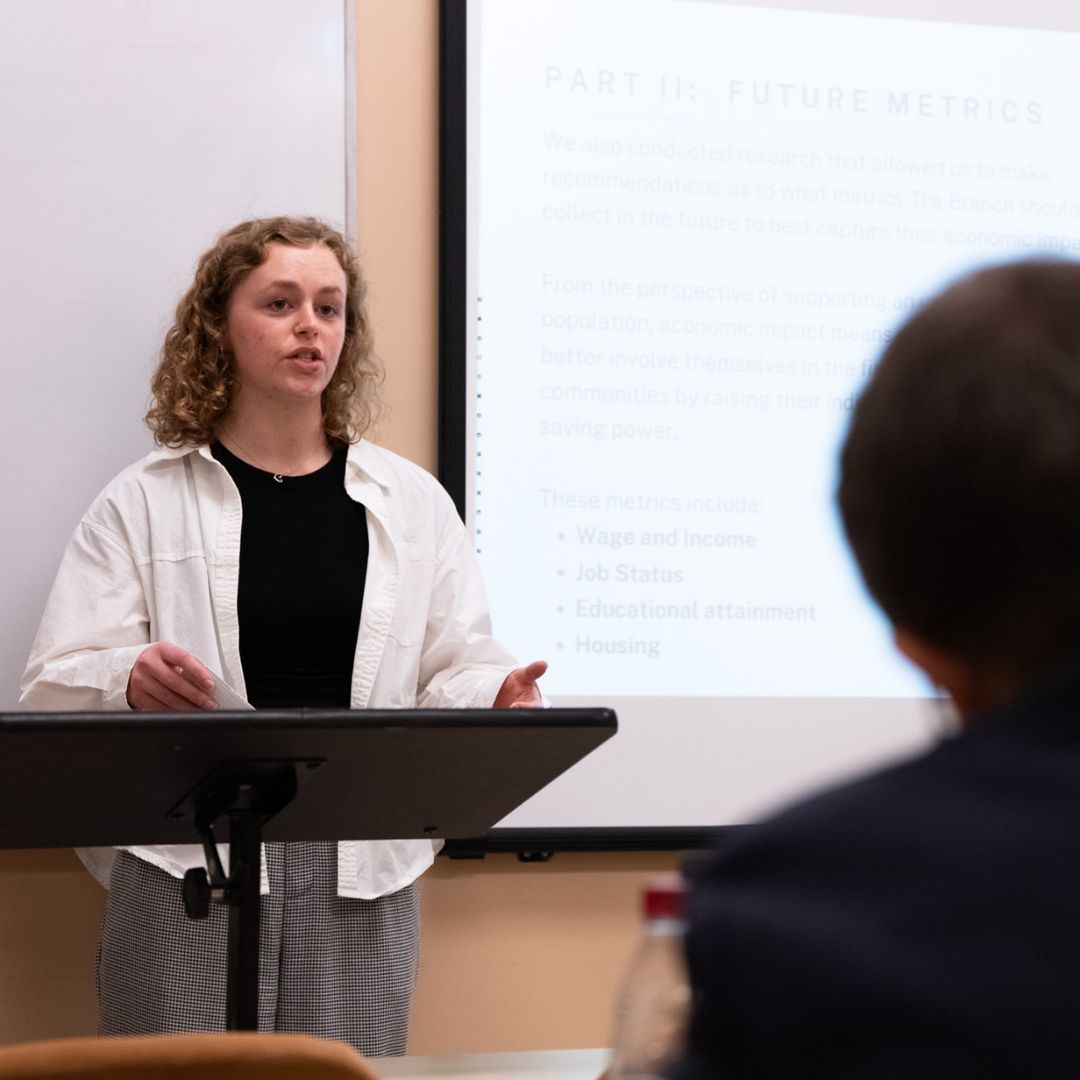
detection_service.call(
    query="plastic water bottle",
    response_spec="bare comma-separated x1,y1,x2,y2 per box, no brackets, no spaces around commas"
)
609,877,691,1080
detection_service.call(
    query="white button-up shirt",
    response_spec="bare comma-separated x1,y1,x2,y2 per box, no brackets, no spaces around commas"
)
20,440,516,897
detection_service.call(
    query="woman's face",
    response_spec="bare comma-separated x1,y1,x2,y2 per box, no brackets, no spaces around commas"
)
224,242,348,412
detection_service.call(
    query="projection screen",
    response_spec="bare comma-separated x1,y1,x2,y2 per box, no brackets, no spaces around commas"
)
440,0,1080,840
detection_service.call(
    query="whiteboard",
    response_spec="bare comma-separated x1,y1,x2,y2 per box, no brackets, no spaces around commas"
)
0,0,353,707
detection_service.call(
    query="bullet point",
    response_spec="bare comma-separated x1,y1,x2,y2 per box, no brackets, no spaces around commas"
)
556,642,564,650
557,569,565,577
557,532,565,540
556,605,564,613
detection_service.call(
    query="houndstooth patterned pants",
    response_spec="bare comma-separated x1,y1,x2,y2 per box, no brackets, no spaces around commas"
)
97,844,419,1055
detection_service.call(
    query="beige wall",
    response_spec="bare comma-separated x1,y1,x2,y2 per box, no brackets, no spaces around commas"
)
351,6,679,1046
0,851,102,1043
410,852,680,1053
355,0,441,468
0,1,677,1054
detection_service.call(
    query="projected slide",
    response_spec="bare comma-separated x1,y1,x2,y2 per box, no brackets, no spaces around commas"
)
469,1,1080,701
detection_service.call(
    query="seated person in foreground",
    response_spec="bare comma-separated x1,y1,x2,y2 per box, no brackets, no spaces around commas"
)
674,260,1080,1079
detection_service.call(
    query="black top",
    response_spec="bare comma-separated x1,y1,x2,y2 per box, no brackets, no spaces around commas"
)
211,441,367,709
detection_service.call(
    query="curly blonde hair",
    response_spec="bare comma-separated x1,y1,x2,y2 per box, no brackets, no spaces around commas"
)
146,216,383,446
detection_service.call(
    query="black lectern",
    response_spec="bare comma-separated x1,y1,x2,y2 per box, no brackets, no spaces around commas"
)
0,707,616,1030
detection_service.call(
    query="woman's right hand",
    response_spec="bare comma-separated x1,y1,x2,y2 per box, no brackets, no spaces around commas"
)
126,642,217,711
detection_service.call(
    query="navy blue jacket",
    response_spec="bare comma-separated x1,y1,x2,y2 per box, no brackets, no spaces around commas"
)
675,659,1080,1079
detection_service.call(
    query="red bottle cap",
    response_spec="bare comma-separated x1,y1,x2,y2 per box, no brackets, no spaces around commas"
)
643,882,685,920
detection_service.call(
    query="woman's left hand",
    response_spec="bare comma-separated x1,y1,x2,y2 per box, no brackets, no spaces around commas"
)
494,660,548,708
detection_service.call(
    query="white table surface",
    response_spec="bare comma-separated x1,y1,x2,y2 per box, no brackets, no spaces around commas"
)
372,1047,609,1080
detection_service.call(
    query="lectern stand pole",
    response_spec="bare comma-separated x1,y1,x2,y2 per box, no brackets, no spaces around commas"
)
225,806,263,1031
178,762,308,1031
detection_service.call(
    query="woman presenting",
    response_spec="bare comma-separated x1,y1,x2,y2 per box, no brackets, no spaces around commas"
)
20,216,545,1053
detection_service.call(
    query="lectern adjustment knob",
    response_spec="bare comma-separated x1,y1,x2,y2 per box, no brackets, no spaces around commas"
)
182,867,211,920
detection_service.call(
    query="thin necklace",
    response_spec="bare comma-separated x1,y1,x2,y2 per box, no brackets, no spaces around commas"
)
224,427,327,484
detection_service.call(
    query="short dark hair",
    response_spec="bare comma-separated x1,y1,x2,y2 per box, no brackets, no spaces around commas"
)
838,259,1080,682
